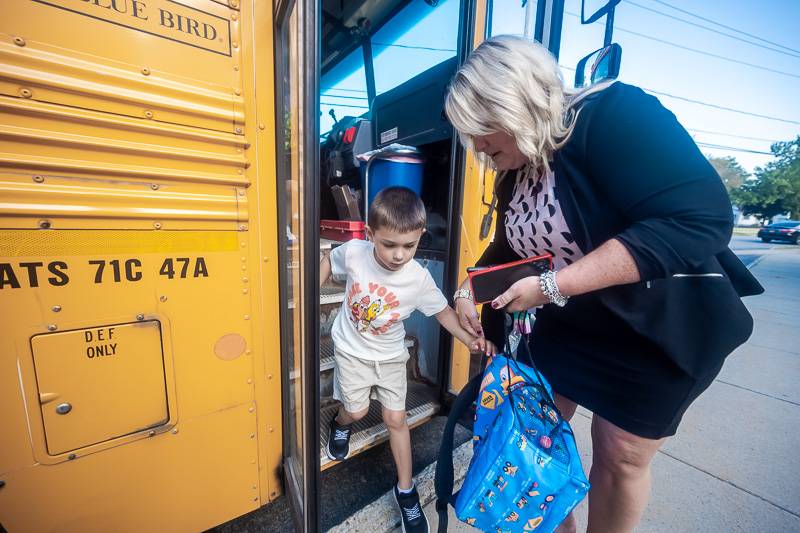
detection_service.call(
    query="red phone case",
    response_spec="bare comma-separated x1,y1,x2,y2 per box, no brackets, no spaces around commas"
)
468,254,553,304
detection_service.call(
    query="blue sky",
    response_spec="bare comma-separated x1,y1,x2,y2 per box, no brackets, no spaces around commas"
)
321,0,800,174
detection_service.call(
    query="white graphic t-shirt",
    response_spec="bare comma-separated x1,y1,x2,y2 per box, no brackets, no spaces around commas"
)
329,239,448,361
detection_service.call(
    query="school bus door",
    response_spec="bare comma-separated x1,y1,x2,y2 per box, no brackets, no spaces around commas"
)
273,0,322,531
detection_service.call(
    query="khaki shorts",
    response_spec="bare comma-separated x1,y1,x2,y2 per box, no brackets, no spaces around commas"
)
333,349,409,413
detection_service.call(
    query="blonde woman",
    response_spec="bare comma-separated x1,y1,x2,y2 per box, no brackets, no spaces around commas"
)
446,36,762,532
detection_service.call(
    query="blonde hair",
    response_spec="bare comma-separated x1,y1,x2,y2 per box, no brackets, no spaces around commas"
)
445,35,613,174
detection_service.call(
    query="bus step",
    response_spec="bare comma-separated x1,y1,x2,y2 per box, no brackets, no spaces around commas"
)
319,382,439,470
321,282,346,305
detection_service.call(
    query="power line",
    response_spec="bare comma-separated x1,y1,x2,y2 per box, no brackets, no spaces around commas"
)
320,101,369,109
686,128,779,144
563,11,800,80
558,63,800,125
322,87,368,94
642,87,800,125
372,41,456,53
320,93,369,101
645,0,800,56
626,0,800,59
696,142,773,155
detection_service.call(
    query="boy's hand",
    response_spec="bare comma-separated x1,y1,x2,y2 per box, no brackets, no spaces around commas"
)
469,337,498,357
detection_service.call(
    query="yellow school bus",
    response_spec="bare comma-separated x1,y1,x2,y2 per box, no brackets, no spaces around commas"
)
0,0,619,530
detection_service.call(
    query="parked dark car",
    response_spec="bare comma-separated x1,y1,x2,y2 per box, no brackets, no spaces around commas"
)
758,221,800,244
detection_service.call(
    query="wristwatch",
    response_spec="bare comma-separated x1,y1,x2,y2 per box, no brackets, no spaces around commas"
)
453,287,473,302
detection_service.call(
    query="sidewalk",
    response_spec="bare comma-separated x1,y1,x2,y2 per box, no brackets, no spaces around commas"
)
340,250,800,532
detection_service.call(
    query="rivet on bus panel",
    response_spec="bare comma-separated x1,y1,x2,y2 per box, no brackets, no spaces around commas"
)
232,42,239,49
252,497,258,502
234,89,241,96
136,314,145,321
229,0,239,8
141,67,150,76
151,183,159,190
47,324,57,331
160,295,168,302
235,127,243,134
144,110,154,119
52,305,62,312
153,222,162,229
240,224,248,231
39,220,51,229
267,374,273,380
242,276,248,282
237,168,243,174
258,123,265,130
249,434,255,439
32,175,44,183
242,288,248,294
248,407,254,413
246,378,252,384
171,428,179,434
13,37,26,46
252,485,257,490
238,189,245,196
244,315,250,320
231,13,238,21
268,427,274,433
68,454,77,460
271,491,277,498
20,88,32,98
148,430,156,437
234,66,239,71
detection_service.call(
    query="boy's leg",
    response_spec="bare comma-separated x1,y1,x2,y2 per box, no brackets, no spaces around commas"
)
329,350,373,460
337,405,369,425
382,407,412,489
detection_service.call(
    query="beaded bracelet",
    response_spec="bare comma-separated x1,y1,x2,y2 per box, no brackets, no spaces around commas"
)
539,270,569,307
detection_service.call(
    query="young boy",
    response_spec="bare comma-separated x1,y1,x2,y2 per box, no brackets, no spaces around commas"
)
319,186,494,533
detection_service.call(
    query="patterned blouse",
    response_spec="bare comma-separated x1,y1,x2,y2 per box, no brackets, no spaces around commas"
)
504,165,584,270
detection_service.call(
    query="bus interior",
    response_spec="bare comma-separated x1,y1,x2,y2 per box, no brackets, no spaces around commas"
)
315,0,466,468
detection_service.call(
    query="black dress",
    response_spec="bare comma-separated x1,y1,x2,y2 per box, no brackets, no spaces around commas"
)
476,82,760,439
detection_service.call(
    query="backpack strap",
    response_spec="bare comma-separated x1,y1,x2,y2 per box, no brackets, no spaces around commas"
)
434,372,482,533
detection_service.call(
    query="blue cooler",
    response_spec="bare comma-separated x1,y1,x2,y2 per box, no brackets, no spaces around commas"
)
360,147,424,211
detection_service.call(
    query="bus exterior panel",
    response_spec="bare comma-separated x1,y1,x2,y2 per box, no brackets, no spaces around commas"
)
0,0,284,530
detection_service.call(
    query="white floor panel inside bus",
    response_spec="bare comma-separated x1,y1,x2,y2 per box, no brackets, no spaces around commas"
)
319,381,440,470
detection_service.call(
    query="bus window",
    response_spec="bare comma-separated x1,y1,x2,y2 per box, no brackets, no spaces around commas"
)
558,0,608,84
486,0,540,39
321,48,369,136
370,0,459,95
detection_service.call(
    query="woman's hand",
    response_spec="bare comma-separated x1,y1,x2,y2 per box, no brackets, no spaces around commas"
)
455,294,483,338
490,276,548,312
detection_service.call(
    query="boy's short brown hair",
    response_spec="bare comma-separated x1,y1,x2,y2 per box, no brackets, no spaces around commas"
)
367,187,426,233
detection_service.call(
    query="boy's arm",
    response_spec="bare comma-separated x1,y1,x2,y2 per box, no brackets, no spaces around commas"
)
435,306,495,355
320,252,331,286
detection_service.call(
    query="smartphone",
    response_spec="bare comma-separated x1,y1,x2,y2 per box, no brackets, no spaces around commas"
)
468,255,552,304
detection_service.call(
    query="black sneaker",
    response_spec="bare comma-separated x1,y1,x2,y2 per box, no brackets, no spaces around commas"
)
394,484,429,533
326,416,352,461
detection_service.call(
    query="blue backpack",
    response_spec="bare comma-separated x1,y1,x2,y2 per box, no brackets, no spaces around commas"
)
435,316,589,532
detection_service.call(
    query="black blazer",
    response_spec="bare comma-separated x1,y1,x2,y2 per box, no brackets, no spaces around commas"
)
478,82,763,378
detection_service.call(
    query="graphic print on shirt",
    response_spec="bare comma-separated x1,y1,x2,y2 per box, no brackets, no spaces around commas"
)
346,281,401,335
505,166,583,270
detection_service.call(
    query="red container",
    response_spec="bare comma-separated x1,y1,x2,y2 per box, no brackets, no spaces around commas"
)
320,219,365,242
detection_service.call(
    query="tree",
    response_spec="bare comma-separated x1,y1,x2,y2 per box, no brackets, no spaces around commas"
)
708,155,748,192
730,136,800,223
